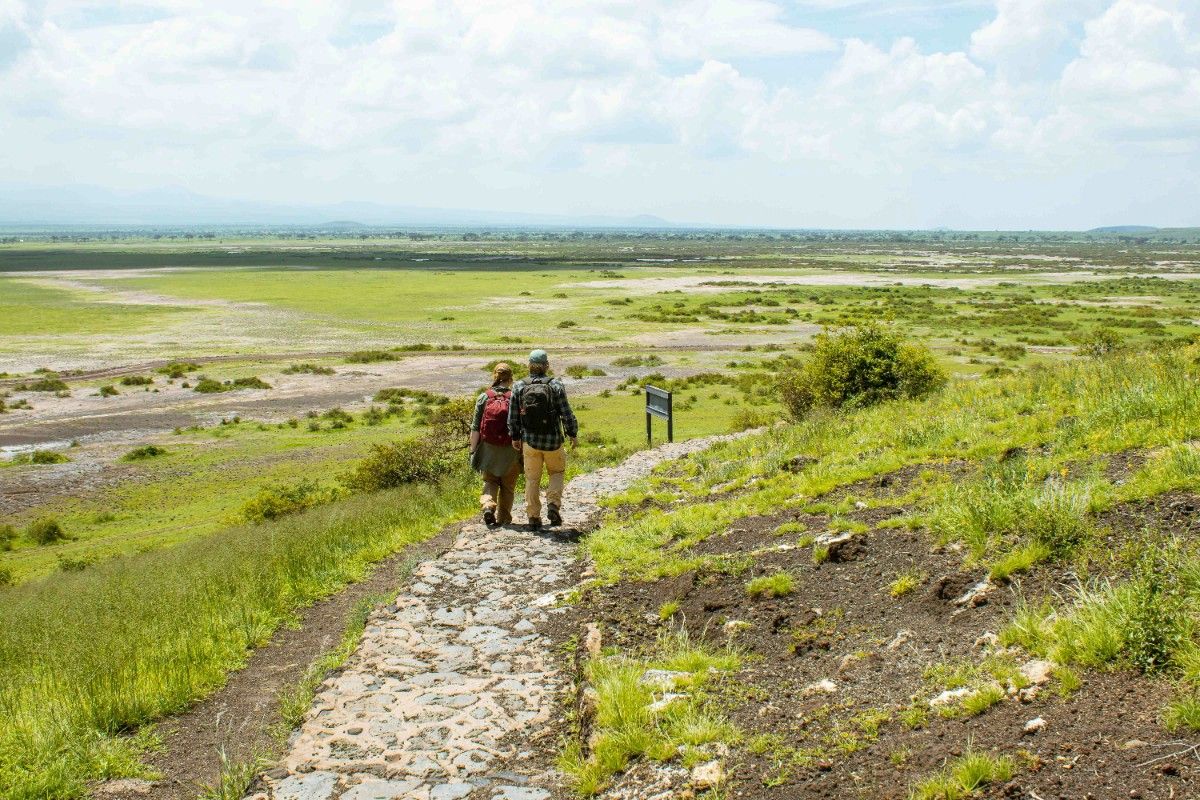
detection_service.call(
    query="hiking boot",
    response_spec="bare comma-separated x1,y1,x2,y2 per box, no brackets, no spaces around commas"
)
547,504,562,527
483,509,496,527
528,517,543,532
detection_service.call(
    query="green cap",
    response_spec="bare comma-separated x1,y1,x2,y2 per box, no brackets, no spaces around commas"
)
528,349,550,365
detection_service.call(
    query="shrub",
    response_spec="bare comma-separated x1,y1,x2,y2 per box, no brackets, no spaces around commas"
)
193,377,227,394
778,325,946,419
119,375,154,386
194,376,270,393
322,407,354,424
30,450,69,465
20,377,69,392
241,480,345,522
346,350,396,363
341,438,456,492
1077,328,1123,358
282,363,335,375
27,517,68,545
426,397,475,443
229,376,271,390
0,524,16,551
122,445,168,461
159,361,201,378
557,320,577,329
57,554,97,573
482,360,530,381
612,355,664,367
0,565,11,586
98,385,119,397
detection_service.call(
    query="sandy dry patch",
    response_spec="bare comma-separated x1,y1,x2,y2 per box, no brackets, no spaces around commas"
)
563,271,1200,295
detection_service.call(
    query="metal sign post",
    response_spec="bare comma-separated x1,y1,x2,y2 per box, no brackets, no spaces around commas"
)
644,385,673,444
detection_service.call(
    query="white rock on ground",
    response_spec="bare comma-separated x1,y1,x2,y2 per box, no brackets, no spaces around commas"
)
246,433,751,800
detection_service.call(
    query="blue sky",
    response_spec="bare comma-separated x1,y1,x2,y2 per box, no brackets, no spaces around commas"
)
0,1,1197,229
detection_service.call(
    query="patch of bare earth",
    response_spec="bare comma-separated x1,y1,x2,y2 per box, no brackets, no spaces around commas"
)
545,462,1199,799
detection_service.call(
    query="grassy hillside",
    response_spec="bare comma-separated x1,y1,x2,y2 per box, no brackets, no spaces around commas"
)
560,344,1200,798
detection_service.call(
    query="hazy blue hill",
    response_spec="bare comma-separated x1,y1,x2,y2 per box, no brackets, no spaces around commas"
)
1089,225,1159,233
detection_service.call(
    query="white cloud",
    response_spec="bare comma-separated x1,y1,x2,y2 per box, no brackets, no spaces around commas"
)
0,0,1196,227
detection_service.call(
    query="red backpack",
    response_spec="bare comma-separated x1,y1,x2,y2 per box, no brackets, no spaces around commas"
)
480,388,512,446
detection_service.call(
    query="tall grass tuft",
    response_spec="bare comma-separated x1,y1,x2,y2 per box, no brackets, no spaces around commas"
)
0,476,473,798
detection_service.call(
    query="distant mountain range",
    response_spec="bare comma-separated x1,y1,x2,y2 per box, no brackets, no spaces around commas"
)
1088,225,1160,234
0,184,676,229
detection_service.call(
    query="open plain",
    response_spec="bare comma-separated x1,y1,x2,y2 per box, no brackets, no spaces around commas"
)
3,230,1200,800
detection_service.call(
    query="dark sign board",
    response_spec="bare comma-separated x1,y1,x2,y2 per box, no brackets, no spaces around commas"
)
644,385,673,443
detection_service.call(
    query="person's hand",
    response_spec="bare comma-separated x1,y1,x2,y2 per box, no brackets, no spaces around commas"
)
570,437,578,449
512,440,523,452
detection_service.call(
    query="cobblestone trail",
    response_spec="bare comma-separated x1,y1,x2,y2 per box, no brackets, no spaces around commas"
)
249,434,748,800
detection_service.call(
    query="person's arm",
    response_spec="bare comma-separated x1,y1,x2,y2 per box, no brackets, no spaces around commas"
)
469,393,486,453
556,381,579,447
507,382,523,450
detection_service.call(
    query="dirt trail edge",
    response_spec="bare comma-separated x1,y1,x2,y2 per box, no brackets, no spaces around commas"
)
246,433,749,800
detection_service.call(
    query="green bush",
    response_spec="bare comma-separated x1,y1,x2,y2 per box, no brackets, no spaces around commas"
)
159,361,200,379
98,385,119,397
122,445,168,461
19,377,69,392
30,451,69,465
346,350,396,363
779,325,946,419
241,480,345,522
57,554,96,573
0,524,16,551
229,376,271,390
119,375,154,386
0,566,11,586
482,360,530,380
27,518,68,545
192,377,226,394
1077,328,1123,358
193,376,270,393
281,363,335,375
342,438,456,492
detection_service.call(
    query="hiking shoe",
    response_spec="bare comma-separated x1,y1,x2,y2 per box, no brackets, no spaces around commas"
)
547,505,562,527
528,517,543,532
483,509,496,527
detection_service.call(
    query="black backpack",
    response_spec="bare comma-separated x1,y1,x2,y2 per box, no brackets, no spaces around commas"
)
520,378,559,437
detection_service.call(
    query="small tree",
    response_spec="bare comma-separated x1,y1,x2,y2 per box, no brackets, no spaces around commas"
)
1077,328,1123,359
779,325,946,419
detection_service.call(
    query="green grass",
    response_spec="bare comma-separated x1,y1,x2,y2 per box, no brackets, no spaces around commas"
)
746,572,796,598
910,750,1016,800
888,568,925,598
560,631,741,796
0,276,191,338
0,477,474,799
584,345,1200,587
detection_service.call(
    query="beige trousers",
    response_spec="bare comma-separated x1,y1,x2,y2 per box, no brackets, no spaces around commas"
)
481,461,521,524
523,446,566,520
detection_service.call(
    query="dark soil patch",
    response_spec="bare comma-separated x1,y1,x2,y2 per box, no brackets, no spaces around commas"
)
91,522,467,800
553,498,1198,798
1098,490,1200,541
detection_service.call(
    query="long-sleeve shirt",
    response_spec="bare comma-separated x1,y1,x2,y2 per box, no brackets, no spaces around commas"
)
508,375,578,451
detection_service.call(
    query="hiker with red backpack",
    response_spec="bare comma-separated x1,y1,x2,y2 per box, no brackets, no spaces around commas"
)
470,363,522,527
508,349,579,531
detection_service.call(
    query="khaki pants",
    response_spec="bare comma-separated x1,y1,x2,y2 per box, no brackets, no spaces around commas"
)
523,446,566,520
481,461,521,524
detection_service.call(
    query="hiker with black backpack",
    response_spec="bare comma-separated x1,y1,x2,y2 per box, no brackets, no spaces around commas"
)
508,349,579,531
470,363,522,527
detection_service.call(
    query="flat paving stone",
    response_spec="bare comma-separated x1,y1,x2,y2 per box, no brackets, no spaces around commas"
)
249,434,748,800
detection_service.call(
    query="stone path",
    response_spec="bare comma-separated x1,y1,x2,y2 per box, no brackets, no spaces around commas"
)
248,434,747,800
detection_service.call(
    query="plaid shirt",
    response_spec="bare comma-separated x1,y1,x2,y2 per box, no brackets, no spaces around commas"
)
508,375,578,451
